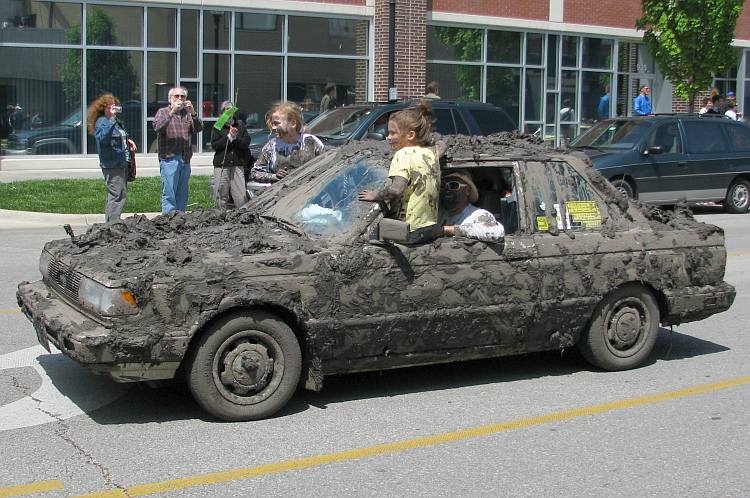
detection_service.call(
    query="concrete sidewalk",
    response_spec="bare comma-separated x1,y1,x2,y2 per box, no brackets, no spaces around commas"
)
0,209,162,229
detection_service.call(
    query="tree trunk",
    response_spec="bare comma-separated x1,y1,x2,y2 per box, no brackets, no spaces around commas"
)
688,90,697,114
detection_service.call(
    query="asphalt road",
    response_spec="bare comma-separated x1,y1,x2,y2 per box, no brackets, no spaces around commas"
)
1,212,748,497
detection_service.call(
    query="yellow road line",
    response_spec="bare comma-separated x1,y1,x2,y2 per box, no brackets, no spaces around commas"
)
75,375,750,498
0,309,20,313
0,480,63,498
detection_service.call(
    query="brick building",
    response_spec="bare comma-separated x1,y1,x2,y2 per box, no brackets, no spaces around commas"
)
1,0,749,166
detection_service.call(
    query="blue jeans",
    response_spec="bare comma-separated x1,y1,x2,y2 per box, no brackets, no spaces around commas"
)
160,155,191,213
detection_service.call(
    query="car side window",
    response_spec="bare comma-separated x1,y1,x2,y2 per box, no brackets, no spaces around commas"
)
367,111,393,138
725,124,750,152
646,122,683,154
525,161,608,233
469,108,515,135
683,121,730,154
433,108,457,135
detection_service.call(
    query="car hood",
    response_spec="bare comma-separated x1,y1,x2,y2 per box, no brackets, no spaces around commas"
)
42,209,329,287
573,147,634,168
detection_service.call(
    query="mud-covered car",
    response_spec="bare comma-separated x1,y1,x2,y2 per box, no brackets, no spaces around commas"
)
18,135,735,421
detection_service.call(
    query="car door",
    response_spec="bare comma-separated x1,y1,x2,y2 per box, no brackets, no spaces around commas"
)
320,184,539,371
523,158,627,351
633,119,689,203
679,119,734,202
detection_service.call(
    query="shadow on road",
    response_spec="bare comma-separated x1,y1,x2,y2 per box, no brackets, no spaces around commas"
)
67,327,728,425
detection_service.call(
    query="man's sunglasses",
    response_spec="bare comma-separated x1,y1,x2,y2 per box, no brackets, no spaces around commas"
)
441,180,465,191
172,94,187,99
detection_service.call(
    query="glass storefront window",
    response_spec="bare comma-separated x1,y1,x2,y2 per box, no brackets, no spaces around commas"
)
0,1,81,44
562,36,578,68
235,13,282,52
203,54,230,118
426,64,481,100
204,11,229,50
618,42,654,74
526,33,543,66
147,52,176,117
525,68,543,121
581,71,610,125
235,55,282,128
582,37,612,69
147,8,176,48
547,35,558,90
86,50,143,151
180,10,199,78
486,66,521,127
561,70,578,121
487,31,521,64
0,47,82,155
288,57,365,110
86,5,143,47
288,17,368,56
427,26,482,62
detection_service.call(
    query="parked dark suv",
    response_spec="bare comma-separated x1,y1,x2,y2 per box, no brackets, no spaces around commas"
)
249,100,517,157
570,114,750,213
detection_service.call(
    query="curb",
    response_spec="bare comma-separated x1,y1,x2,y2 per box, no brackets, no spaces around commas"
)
0,209,161,229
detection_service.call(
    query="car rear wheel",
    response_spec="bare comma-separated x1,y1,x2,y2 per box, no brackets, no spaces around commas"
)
724,178,750,214
578,284,659,371
186,311,301,421
610,179,634,200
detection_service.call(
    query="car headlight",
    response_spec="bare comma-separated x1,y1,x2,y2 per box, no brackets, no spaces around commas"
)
78,276,139,316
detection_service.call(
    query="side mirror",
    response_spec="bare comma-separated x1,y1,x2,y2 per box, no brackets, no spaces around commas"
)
366,132,385,140
378,218,409,243
645,145,664,155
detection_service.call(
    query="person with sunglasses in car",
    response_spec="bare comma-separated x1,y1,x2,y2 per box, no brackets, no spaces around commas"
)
437,170,504,243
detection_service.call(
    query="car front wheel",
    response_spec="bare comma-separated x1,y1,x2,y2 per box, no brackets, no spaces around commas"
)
186,311,302,421
578,284,659,371
724,178,750,214
610,179,634,200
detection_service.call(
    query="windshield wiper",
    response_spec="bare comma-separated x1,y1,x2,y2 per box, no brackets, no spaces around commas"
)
259,214,306,236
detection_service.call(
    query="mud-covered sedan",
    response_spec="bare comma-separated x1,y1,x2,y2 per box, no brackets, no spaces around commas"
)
17,135,735,421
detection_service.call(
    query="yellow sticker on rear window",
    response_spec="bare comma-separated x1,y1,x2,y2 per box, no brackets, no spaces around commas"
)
536,216,549,232
565,200,602,229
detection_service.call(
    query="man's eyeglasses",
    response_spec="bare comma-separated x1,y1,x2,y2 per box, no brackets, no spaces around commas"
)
441,180,465,191
172,94,187,99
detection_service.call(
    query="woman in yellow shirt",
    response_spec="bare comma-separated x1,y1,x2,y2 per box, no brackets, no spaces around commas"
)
359,101,440,230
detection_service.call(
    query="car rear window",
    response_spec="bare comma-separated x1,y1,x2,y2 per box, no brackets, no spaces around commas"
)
469,108,516,135
725,124,750,152
683,121,730,154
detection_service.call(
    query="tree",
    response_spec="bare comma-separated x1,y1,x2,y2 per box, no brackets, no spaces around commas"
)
433,27,482,100
59,7,138,109
636,0,745,113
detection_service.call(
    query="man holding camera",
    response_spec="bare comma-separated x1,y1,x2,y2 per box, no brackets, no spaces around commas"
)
210,101,250,209
153,86,202,213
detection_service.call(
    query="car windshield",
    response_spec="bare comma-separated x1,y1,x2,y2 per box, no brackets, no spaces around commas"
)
570,120,652,149
268,154,389,238
307,107,375,139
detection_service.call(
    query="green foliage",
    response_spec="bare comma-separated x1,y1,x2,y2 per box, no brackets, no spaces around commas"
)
433,27,482,100
0,176,214,214
636,0,745,112
59,7,139,109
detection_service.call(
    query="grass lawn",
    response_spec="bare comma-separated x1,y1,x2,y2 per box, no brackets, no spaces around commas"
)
0,176,215,213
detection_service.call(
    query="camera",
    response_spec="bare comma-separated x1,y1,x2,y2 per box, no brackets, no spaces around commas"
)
111,105,122,114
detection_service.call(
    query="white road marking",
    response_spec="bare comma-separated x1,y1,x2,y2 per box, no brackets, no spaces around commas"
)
0,345,129,431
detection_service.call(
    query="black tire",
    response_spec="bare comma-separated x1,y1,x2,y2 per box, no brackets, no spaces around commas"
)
186,311,301,421
610,179,634,200
724,178,750,214
578,284,659,371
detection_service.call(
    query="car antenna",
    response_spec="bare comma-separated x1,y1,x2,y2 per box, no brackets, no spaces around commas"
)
63,223,75,241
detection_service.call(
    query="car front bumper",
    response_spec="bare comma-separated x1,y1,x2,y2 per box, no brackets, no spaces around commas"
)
17,280,182,382
662,281,736,325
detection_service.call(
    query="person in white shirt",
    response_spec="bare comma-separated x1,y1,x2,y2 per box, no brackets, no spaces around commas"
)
437,170,504,243
725,100,740,120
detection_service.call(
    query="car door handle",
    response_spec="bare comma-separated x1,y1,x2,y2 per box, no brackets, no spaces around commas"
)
677,161,687,167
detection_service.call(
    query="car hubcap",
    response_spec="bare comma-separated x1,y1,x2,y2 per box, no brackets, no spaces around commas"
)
732,184,748,208
605,298,649,357
221,343,272,394
213,331,285,405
